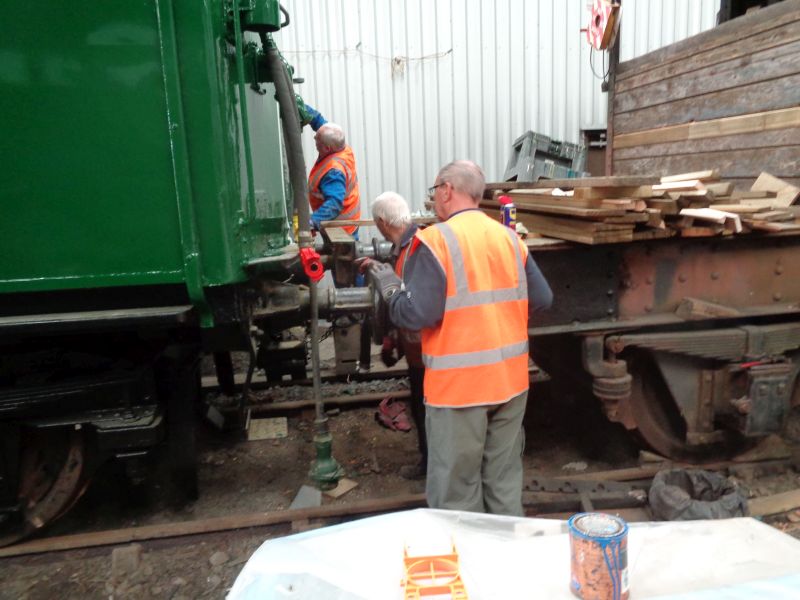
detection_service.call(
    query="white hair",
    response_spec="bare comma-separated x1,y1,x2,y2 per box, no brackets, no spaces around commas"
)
371,191,411,227
318,123,346,151
437,160,486,202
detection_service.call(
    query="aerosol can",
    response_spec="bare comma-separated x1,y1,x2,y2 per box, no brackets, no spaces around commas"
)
498,195,516,229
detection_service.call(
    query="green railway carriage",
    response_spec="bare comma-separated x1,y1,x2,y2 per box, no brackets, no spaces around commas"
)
1,0,291,306
0,0,304,544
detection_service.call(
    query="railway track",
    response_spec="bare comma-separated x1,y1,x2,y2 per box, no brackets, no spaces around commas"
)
2,456,795,560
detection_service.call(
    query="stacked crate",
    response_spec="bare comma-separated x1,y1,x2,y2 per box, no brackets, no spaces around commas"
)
503,131,589,183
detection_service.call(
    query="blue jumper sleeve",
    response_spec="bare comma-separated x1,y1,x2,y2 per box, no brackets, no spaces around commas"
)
305,104,328,131
310,169,346,228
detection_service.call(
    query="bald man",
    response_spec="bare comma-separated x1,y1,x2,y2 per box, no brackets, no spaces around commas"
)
304,107,361,238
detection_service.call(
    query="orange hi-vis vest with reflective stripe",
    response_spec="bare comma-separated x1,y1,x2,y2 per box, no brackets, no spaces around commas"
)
308,145,361,234
416,210,529,408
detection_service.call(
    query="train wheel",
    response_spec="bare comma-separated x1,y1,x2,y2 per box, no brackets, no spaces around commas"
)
0,428,88,547
626,352,747,462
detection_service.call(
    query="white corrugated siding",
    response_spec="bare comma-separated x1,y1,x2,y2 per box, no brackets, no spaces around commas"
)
276,0,719,217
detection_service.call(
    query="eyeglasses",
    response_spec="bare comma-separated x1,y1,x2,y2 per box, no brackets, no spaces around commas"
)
427,182,446,199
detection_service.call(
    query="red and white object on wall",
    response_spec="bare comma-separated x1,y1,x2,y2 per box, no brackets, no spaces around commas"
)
586,0,620,50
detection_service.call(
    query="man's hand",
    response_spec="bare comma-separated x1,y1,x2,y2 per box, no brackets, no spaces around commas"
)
354,257,376,274
368,262,402,302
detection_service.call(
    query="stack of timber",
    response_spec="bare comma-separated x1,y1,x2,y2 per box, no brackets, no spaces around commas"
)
481,171,800,245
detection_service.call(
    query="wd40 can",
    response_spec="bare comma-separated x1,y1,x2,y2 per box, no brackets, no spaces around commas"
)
501,202,517,229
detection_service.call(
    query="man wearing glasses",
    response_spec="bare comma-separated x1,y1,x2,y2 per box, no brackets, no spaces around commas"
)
368,160,552,516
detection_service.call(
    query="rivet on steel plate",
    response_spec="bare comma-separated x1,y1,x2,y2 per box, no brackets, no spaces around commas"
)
644,304,652,312
774,292,783,301
606,289,614,297
645,277,653,285
711,272,719,280
678,274,687,283
775,265,784,275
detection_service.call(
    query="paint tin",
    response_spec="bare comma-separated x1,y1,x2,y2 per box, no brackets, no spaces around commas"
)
568,512,629,600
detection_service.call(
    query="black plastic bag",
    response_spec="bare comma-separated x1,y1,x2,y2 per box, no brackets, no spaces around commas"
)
649,469,749,521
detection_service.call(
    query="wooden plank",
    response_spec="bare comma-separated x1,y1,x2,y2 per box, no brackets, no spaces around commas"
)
732,190,778,199
615,71,800,136
483,201,626,219
653,180,705,192
522,226,633,245
614,147,800,183
646,198,679,215
524,213,634,233
706,182,735,196
751,172,800,206
645,208,665,228
661,170,719,184
615,127,800,159
321,217,437,228
631,228,675,241
679,226,725,237
573,186,653,199
616,41,800,115
485,176,659,193
616,0,800,81
601,199,647,211
744,210,795,222
0,494,428,558
603,212,649,224
504,192,603,209
616,15,800,93
745,221,800,232
708,204,766,214
749,489,800,517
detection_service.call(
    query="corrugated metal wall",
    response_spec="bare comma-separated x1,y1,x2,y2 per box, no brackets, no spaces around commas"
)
276,0,719,217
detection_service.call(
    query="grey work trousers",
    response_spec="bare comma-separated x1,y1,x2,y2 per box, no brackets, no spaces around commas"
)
425,390,527,516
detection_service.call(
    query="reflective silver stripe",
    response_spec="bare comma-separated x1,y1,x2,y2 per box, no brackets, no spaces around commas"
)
422,339,529,370
338,203,359,220
441,219,528,310
309,155,350,190
437,222,469,296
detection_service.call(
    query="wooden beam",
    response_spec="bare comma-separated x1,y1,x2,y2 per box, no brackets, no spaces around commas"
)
0,494,428,558
660,170,720,183
613,106,800,149
485,176,659,192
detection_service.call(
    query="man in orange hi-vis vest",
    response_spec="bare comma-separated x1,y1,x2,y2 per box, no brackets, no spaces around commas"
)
368,160,552,516
306,120,361,238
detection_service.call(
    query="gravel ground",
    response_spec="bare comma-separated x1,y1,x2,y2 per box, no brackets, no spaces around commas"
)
2,342,799,599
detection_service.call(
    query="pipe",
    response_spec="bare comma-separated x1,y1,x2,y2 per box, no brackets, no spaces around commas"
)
263,36,311,243
263,36,328,427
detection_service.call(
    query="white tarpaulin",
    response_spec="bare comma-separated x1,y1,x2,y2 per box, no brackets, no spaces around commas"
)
228,508,800,599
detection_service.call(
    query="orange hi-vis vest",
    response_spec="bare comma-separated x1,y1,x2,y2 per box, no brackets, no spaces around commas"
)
308,145,360,234
416,210,529,408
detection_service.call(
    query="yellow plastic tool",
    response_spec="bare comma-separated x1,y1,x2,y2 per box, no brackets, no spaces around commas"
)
401,542,468,599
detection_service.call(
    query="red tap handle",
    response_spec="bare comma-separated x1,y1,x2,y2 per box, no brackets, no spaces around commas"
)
299,247,324,282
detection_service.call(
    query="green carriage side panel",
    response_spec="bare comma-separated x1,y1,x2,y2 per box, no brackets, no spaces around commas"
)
0,2,184,291
0,0,291,305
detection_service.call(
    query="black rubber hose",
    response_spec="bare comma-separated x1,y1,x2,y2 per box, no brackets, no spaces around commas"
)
264,41,310,240
279,3,290,28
